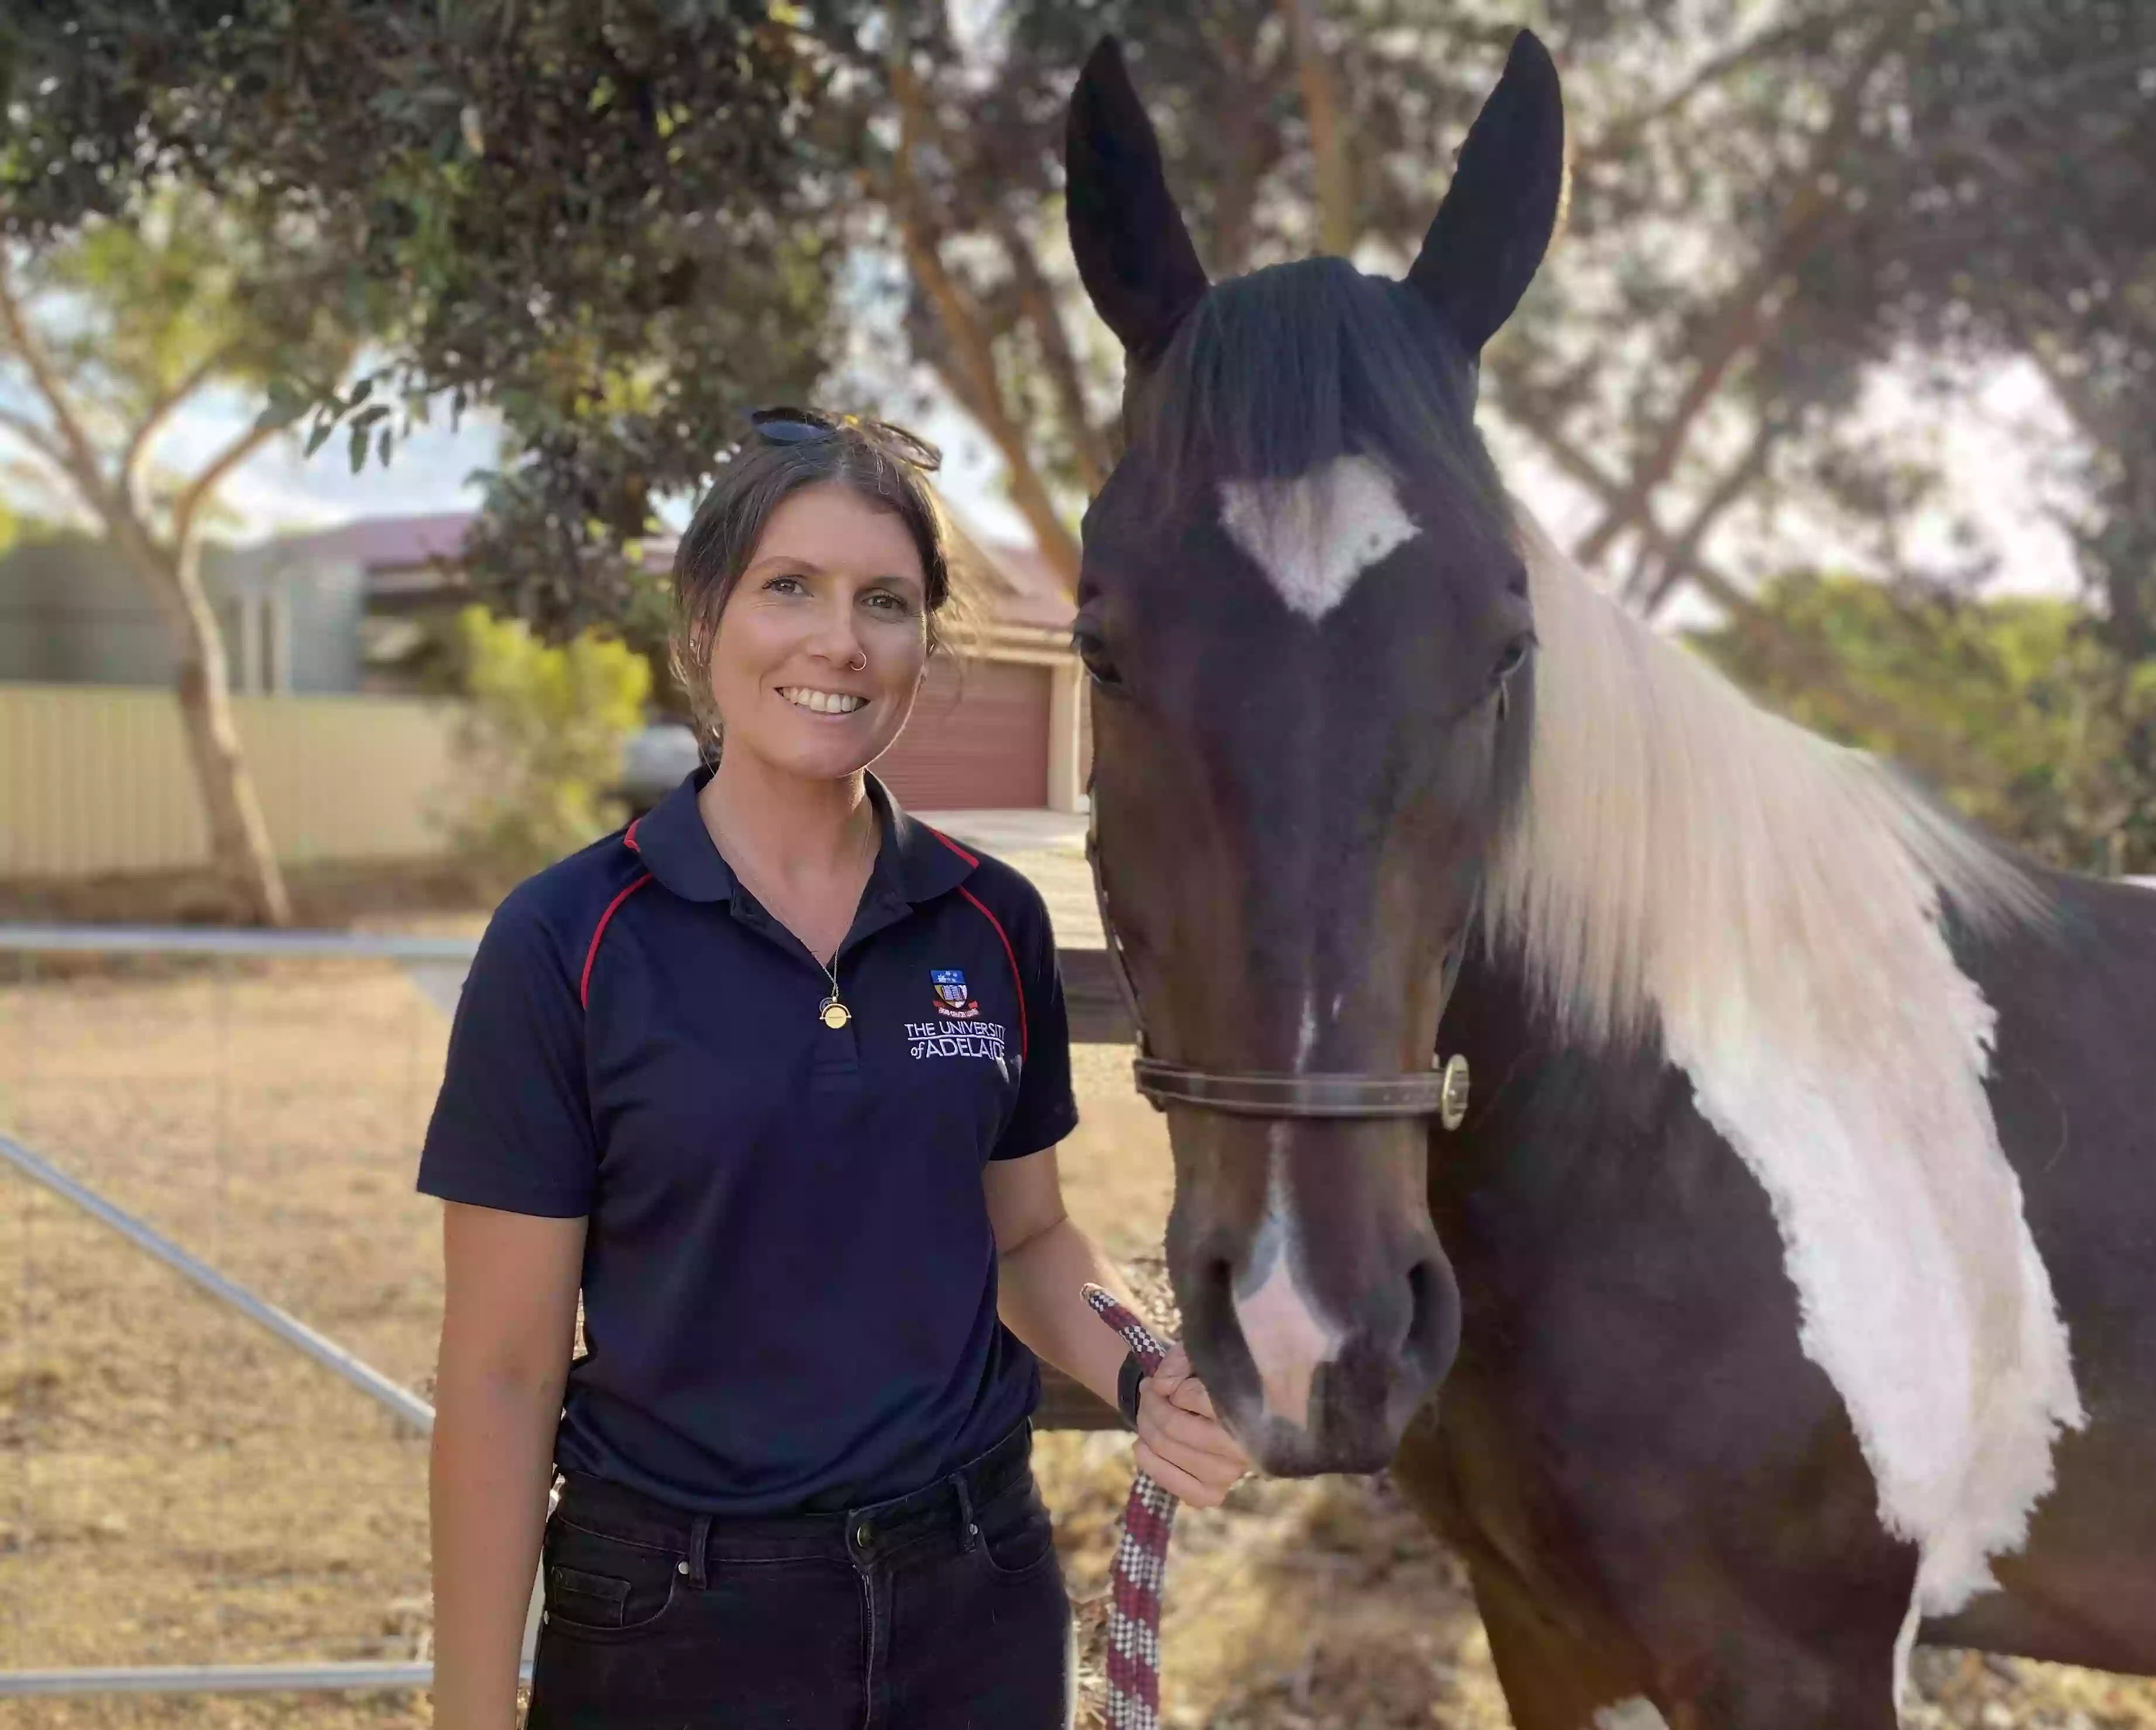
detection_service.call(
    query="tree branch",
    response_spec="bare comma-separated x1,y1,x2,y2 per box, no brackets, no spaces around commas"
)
1636,420,1780,616
120,345,238,510
889,50,1082,588
1503,400,1987,781
1573,3,1864,171
1572,4,1920,570
1282,0,1355,256
0,402,67,468
170,421,279,552
0,258,114,502
989,215,1113,495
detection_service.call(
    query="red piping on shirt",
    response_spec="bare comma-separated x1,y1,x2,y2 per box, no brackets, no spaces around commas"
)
928,827,979,869
955,884,1027,1060
581,870,653,1009
927,829,1027,1057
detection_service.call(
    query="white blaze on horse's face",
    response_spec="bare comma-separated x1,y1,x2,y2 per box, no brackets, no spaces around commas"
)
1231,1128,1347,1430
1218,454,1420,622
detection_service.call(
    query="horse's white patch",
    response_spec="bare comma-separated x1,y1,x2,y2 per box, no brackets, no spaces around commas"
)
1592,1701,1669,1730
1489,503,2086,1625
1218,454,1419,622
1233,1128,1344,1429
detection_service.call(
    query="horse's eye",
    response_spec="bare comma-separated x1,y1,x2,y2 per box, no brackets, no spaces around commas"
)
1493,633,1535,684
1073,622,1122,689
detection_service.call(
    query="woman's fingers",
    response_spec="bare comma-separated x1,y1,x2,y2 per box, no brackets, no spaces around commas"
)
1148,1342,1193,1398
1165,1375,1216,1420
1132,1437,1232,1509
1138,1386,1247,1468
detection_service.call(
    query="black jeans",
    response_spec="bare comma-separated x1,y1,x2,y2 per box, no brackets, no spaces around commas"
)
524,1422,1072,1729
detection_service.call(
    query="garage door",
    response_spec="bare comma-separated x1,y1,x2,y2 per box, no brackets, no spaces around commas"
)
875,655,1050,810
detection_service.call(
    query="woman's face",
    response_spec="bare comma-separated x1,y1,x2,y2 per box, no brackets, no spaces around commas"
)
707,482,932,782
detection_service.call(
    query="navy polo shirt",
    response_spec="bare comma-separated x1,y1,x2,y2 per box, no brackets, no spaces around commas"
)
416,768,1079,1515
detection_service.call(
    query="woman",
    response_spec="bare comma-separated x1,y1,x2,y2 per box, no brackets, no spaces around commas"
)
418,407,1248,1729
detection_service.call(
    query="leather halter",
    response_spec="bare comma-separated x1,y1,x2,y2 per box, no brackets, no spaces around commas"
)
1086,819,1474,1127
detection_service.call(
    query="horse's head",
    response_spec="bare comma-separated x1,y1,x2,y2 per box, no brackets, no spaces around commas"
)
1067,32,1565,1473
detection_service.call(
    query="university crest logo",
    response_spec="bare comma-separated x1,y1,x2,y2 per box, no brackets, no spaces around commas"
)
929,969,979,1019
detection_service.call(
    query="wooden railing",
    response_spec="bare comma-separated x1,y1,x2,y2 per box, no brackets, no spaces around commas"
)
1038,944,1148,1430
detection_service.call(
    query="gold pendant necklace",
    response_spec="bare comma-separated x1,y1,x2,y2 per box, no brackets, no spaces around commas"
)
816,952,851,1030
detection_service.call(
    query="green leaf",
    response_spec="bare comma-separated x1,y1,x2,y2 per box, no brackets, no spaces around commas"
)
304,417,338,457
349,422,370,473
254,396,308,433
378,425,396,467
253,375,313,432
349,403,392,431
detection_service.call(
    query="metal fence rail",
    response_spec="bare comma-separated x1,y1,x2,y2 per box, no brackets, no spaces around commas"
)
1,1132,435,1436
0,919,1122,1701
0,924,508,1700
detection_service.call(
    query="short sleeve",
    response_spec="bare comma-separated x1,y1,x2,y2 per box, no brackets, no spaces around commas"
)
990,888,1081,1161
416,892,598,1217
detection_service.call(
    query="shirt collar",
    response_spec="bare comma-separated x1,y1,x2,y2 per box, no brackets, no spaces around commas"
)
629,767,978,908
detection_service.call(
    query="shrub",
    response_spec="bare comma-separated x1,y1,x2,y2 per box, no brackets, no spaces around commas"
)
444,605,651,890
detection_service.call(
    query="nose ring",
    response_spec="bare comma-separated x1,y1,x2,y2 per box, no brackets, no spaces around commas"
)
847,651,867,672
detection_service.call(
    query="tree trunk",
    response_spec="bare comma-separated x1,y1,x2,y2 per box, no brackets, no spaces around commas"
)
115,521,294,926
1282,0,1355,257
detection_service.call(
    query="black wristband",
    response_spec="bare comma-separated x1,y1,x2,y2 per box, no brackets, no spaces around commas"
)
1116,1348,1146,1432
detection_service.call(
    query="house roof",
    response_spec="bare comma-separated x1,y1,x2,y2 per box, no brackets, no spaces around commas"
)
263,512,476,572
944,519,1077,633
260,508,1076,633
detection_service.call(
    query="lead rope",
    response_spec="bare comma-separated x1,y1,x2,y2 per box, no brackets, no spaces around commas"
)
1083,1283,1175,1730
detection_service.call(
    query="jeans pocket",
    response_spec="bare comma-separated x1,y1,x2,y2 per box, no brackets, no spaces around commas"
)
975,1475,1059,1580
541,1518,682,1640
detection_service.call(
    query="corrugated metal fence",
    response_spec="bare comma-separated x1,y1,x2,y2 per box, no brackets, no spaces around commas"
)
0,684,466,878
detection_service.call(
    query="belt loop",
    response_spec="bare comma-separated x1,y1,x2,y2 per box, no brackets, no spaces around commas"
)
953,1467,978,1553
686,1513,712,1590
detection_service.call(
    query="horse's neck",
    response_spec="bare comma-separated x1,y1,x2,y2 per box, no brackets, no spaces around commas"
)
1432,948,1670,1226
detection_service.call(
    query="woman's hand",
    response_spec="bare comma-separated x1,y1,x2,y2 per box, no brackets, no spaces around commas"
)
1131,1344,1252,1509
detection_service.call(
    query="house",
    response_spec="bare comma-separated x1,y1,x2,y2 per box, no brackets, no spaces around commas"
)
288,510,1088,813
0,509,1088,815
0,527,366,694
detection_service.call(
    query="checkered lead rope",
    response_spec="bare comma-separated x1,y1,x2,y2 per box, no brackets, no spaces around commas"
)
1083,1283,1175,1730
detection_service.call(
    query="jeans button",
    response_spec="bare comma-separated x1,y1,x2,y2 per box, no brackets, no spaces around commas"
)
676,1560,690,1575
854,1522,873,1548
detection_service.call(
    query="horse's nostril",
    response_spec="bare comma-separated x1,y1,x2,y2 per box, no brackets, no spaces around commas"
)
1403,1252,1461,1376
1201,1254,1235,1312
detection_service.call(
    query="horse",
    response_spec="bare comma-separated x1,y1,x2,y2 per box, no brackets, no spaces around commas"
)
1062,28,2156,1728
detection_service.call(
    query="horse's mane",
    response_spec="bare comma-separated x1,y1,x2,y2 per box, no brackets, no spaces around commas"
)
1484,506,2048,1050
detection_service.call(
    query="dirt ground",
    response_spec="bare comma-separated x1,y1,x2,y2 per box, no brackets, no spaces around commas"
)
1,849,2152,1727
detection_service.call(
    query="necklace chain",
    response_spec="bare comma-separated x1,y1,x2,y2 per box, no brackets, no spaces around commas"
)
815,950,850,1030
699,792,873,1034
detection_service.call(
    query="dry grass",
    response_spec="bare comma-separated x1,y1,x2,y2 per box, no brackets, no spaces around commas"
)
1,851,2151,1727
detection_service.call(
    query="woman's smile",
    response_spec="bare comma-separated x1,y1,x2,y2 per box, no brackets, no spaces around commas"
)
776,685,870,716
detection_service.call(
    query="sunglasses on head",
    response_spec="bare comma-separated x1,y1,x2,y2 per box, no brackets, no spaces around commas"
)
747,406,943,472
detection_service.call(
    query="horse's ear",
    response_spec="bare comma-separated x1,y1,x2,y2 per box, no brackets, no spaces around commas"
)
1406,29,1566,356
1065,36,1210,366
